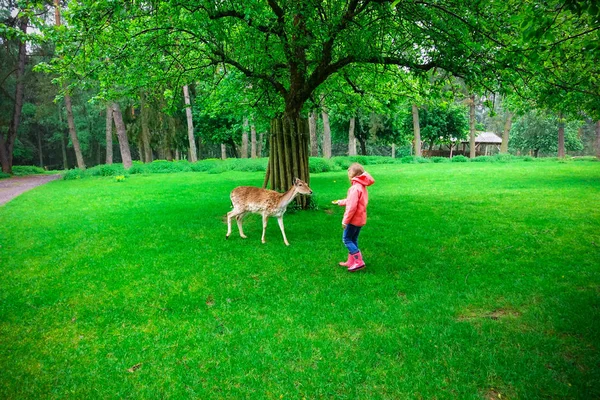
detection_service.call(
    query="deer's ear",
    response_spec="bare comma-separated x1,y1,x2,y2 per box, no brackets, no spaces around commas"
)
294,178,299,185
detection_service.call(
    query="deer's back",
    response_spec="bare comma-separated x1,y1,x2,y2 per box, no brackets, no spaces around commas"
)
231,186,280,213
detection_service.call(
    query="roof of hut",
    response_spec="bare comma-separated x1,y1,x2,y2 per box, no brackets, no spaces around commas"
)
461,131,503,144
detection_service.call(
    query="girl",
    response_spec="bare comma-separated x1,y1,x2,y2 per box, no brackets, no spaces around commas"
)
333,163,375,272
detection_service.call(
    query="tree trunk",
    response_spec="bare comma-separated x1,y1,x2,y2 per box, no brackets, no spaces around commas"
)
596,120,600,159
64,94,86,169
111,102,133,169
357,136,367,155
228,138,240,158
267,116,310,208
221,144,227,160
321,106,332,159
412,104,422,157
0,15,28,174
469,95,476,158
348,117,357,156
106,104,113,164
55,1,85,170
182,85,197,162
500,112,513,153
391,143,396,158
37,130,44,168
309,110,319,156
58,105,68,169
251,124,257,158
241,117,249,158
165,114,176,161
140,92,153,163
557,113,565,158
258,132,264,157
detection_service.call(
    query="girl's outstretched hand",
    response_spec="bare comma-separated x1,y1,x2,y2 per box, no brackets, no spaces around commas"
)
331,200,340,205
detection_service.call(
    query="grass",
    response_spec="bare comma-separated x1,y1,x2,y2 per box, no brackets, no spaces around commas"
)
1,161,599,399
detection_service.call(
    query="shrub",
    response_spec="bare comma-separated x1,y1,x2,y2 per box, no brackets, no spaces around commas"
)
430,157,450,163
472,156,495,163
128,163,146,174
309,158,333,173
400,156,416,164
331,157,352,169
12,165,45,175
207,164,230,174
415,157,431,163
0,172,11,179
146,160,192,173
522,156,535,162
347,155,369,165
63,169,85,180
87,164,127,176
228,158,268,172
495,153,515,163
191,160,221,172
451,155,469,162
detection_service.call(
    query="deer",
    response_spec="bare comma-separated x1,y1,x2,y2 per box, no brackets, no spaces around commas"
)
226,178,313,246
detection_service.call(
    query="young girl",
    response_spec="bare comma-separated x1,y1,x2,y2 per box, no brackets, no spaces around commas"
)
332,163,375,272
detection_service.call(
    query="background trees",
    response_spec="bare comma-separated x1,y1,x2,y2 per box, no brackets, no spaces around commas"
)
0,0,598,188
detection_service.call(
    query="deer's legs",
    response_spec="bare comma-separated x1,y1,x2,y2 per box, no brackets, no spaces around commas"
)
277,216,290,246
236,213,248,238
261,213,268,243
226,209,245,239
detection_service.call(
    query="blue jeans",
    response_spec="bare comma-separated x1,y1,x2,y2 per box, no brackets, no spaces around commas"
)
343,224,362,254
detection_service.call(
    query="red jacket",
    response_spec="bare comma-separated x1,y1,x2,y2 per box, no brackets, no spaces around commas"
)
338,172,375,227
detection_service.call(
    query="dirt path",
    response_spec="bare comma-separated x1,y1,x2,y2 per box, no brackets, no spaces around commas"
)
0,174,62,206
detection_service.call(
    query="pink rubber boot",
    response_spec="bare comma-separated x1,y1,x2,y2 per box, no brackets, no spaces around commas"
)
339,254,353,267
347,251,365,272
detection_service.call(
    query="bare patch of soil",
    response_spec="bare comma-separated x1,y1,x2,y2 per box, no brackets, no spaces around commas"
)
458,308,521,321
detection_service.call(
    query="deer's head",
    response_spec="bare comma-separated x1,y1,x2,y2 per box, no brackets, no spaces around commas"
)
293,178,313,195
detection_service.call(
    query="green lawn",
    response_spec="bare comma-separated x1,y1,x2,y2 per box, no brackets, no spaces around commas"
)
1,161,599,399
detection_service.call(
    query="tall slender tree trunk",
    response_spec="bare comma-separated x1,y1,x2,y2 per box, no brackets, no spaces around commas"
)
321,105,332,159
412,104,422,157
469,95,476,158
595,120,600,159
348,117,357,156
241,117,249,158
221,144,227,160
500,112,513,153
140,92,153,163
391,143,396,158
309,110,319,156
61,131,68,169
558,113,565,158
106,104,113,164
64,94,86,169
251,124,257,158
111,102,133,169
182,85,197,162
58,105,68,169
37,131,44,168
165,114,176,162
258,132,264,157
0,15,28,174
55,1,85,170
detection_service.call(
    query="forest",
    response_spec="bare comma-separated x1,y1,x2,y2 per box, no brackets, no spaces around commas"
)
2,0,599,182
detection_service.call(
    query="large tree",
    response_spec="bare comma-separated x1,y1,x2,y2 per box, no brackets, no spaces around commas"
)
56,0,521,203
0,5,29,174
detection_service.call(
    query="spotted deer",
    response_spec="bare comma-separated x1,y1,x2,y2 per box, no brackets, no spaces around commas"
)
226,178,313,246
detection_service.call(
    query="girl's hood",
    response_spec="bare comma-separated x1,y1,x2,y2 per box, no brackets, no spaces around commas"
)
352,172,375,187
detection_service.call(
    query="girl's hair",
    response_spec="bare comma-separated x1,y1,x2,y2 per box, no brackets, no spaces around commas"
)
348,163,365,179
